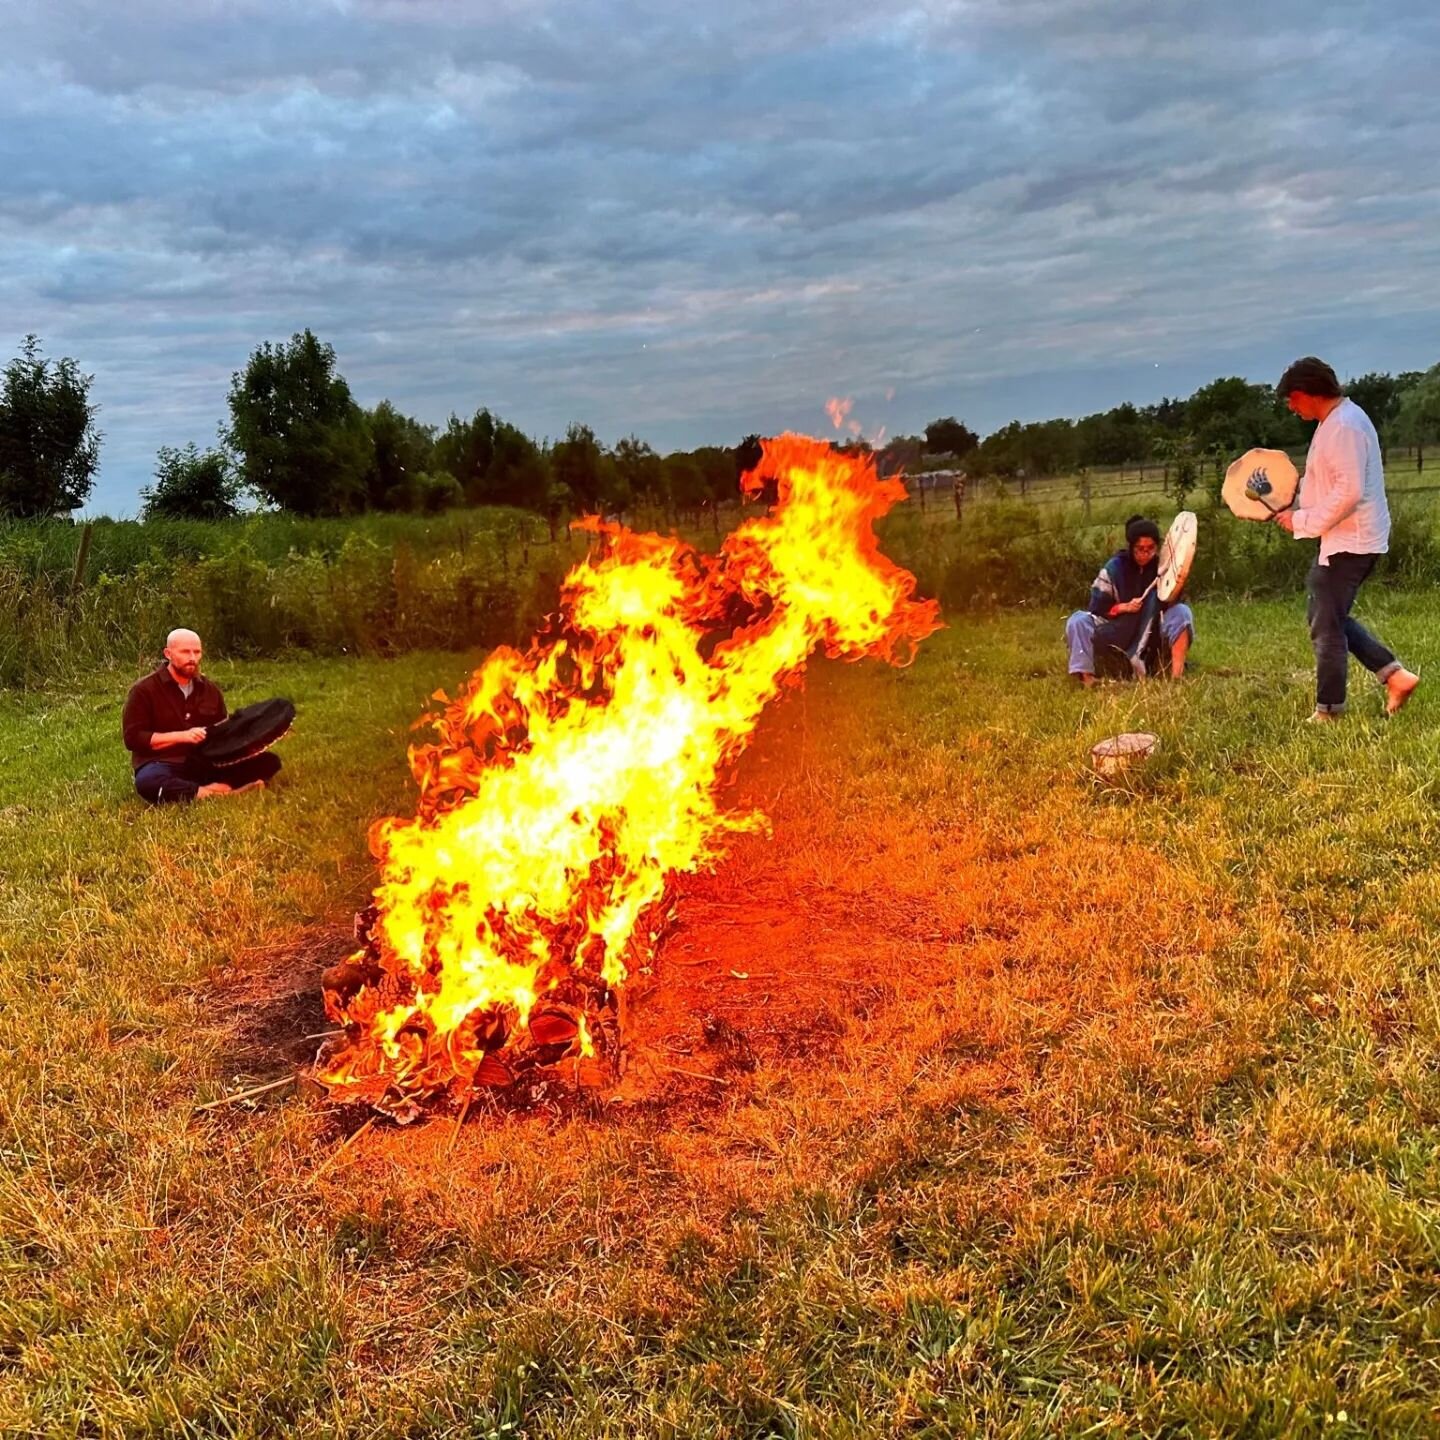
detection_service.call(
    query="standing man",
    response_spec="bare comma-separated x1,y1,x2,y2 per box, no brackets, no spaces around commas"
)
1272,358,1419,721
122,628,281,802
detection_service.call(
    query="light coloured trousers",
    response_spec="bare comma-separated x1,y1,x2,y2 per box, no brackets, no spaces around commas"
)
1065,604,1194,676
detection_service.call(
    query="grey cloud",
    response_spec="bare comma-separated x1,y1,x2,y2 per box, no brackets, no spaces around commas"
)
3,0,1439,512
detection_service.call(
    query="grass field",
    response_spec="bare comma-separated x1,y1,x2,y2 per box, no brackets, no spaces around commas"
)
3,593,1439,1437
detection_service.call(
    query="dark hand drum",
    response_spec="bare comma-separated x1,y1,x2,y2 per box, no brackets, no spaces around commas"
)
196,698,296,767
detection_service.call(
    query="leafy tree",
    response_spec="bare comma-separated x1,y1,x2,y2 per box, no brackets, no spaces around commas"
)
486,421,550,510
140,443,243,520
972,419,1073,488
1185,377,1274,454
415,473,464,514
1143,396,1188,433
613,435,664,509
662,453,708,514
1019,418,1076,478
433,408,549,510
225,330,371,515
1344,372,1405,462
691,446,739,504
924,416,979,458
1154,432,1200,508
973,420,1023,479
552,423,624,513
0,336,101,518
433,409,497,503
1394,366,1440,473
876,434,924,477
1075,403,1150,468
365,401,436,511
1345,372,1403,432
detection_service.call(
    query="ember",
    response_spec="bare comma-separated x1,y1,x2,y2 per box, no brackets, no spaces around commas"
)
317,435,940,1120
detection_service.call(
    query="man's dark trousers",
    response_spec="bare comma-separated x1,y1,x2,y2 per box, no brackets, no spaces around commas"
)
1306,553,1397,713
134,752,281,804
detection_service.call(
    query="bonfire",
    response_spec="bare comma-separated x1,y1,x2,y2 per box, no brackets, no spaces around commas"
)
318,435,940,1120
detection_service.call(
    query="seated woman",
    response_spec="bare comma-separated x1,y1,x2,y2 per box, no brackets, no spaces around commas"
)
1065,515,1194,685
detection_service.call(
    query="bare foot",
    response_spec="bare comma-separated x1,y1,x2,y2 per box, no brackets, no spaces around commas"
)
1305,710,1341,724
1385,668,1419,716
230,779,267,795
196,782,232,799
1074,672,1095,687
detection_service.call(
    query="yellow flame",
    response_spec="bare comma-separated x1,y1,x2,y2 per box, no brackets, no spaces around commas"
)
320,435,939,1100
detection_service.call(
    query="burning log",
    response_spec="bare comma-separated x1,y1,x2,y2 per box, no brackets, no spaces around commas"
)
318,932,626,1123
314,435,940,1120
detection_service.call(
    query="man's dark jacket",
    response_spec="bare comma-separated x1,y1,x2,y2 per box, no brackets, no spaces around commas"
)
122,666,227,770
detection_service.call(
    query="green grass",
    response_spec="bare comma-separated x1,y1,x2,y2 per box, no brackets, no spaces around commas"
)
2,595,1440,1436
0,503,739,686
0,508,554,578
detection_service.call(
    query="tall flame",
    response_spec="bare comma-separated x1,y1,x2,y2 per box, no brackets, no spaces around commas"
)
318,435,940,1110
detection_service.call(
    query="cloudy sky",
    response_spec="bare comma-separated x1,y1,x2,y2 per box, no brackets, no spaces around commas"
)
6,0,1439,514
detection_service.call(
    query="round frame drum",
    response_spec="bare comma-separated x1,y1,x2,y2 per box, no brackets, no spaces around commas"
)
197,698,295,768
1091,731,1159,779
1223,448,1299,522
1157,510,1196,602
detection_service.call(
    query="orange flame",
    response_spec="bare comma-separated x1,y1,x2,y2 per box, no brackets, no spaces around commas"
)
318,435,940,1108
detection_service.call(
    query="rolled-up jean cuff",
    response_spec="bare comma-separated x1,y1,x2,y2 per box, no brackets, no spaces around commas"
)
1315,701,1346,714
1376,661,1401,682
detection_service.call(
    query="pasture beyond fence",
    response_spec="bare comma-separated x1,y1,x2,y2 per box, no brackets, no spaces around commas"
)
3,469,1438,687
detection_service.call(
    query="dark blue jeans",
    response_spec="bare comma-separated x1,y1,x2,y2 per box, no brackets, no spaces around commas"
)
134,752,282,804
1306,553,1398,712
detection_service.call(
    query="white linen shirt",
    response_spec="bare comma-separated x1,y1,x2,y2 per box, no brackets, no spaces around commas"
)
1290,398,1390,564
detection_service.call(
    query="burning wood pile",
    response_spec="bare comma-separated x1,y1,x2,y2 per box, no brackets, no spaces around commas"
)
316,435,940,1122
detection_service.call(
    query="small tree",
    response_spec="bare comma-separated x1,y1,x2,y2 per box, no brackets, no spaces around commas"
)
923,416,978,458
662,453,708,517
226,330,371,515
365,401,436,511
552,423,625,514
1394,366,1440,474
613,435,664,513
141,443,243,520
1155,432,1199,508
1346,372,1403,461
486,422,550,511
0,336,101,518
433,408,497,502
876,434,924,478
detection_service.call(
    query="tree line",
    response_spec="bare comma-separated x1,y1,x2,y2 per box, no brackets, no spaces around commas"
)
874,371,1440,492
3,330,1440,523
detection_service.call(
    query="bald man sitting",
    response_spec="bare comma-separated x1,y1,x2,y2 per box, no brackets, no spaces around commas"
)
122,628,282,804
